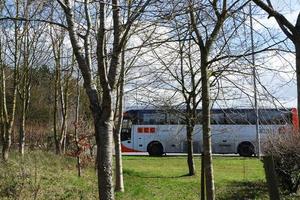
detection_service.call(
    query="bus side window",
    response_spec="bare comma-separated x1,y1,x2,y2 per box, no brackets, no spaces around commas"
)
211,112,225,124
168,113,183,124
225,111,248,124
196,113,202,124
247,111,256,124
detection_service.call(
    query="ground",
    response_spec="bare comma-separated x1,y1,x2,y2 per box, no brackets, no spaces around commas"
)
0,151,299,199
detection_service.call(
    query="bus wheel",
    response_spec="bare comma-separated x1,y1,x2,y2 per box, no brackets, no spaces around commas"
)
238,142,254,157
147,141,163,156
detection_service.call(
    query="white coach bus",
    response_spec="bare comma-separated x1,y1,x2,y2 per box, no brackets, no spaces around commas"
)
121,108,298,156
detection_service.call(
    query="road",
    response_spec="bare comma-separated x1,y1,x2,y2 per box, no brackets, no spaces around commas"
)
122,152,240,157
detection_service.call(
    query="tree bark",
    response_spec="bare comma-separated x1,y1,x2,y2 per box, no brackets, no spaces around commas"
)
113,110,124,192
53,65,60,154
187,122,195,176
59,69,70,154
74,69,81,177
0,50,4,155
263,156,280,200
295,36,300,131
50,30,68,155
95,107,114,200
19,104,26,155
201,152,205,200
113,46,125,192
0,59,10,161
18,17,30,155
201,53,215,200
51,31,61,154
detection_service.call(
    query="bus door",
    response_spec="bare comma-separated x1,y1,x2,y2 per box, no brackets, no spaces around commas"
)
212,126,236,153
133,125,147,151
121,118,134,151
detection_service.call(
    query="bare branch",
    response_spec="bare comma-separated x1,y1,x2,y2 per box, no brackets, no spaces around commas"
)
0,17,68,30
252,0,295,42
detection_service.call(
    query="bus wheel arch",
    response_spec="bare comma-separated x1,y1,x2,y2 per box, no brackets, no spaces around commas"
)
237,141,255,157
147,141,164,156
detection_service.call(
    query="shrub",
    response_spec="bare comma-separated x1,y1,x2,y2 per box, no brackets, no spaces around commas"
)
263,131,300,194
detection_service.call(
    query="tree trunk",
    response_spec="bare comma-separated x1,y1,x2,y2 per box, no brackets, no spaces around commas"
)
1,65,17,161
201,152,205,200
2,118,11,161
19,22,30,156
75,69,81,177
59,73,69,154
187,124,195,176
113,47,125,192
19,103,26,155
95,108,114,200
295,42,300,130
201,55,215,200
113,125,124,192
53,65,60,154
2,2,19,160
0,61,9,161
50,27,66,155
2,121,13,161
263,156,280,200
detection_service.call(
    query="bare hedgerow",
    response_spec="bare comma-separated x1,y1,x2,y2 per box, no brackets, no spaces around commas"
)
263,131,300,194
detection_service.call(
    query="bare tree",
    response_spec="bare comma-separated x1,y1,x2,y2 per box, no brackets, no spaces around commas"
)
59,54,73,154
50,27,65,154
0,0,53,158
252,0,300,129
151,29,200,175
17,0,48,155
188,0,248,199
56,0,151,199
0,0,21,161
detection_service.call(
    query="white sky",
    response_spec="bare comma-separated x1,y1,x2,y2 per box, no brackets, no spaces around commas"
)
251,0,300,108
125,0,300,110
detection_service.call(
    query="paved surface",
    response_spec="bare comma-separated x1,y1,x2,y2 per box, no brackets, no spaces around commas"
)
122,152,240,157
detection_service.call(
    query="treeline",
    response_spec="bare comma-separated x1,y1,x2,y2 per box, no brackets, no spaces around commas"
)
2,65,92,150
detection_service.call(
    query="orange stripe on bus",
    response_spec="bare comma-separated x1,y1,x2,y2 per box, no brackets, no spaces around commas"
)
121,144,141,152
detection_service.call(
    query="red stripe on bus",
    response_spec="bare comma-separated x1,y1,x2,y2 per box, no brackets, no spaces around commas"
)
137,127,156,134
144,127,150,133
150,127,155,133
121,144,141,152
291,108,298,131
137,127,143,133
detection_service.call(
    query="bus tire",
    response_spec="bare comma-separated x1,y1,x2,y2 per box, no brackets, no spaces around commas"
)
147,141,164,156
238,142,254,157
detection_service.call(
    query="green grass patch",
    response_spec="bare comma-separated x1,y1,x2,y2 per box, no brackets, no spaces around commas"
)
117,156,267,200
0,151,298,199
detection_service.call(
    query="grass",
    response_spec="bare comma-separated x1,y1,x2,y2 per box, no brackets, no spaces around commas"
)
117,156,267,200
0,151,298,199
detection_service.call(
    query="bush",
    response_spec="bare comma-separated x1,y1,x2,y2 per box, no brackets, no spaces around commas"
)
0,160,40,199
263,132,300,194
